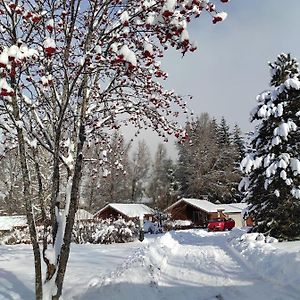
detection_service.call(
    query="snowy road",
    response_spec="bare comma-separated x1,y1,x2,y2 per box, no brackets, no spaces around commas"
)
0,230,299,300
72,230,299,300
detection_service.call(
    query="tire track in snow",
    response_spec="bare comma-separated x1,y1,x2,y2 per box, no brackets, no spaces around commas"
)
167,230,299,300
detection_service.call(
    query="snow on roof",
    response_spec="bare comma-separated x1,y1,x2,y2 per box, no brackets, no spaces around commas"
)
75,209,93,221
96,203,155,218
167,198,219,213
166,198,246,214
227,203,249,211
215,204,243,214
183,198,219,212
0,215,27,231
228,203,250,218
59,209,93,221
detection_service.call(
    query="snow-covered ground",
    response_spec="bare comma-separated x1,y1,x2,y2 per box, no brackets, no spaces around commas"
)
0,229,299,300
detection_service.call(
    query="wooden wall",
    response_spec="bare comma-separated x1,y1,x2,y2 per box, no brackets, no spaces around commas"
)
167,202,229,227
94,206,129,221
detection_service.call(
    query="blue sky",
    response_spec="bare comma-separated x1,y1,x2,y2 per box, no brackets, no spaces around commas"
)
128,0,300,157
163,0,300,132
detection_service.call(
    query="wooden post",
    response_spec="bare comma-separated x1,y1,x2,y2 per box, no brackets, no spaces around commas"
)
139,214,144,242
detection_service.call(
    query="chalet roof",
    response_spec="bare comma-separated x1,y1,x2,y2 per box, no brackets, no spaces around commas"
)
166,198,218,213
226,202,249,211
75,209,93,221
0,215,27,231
227,202,250,217
95,203,155,219
166,198,245,214
59,209,93,221
215,204,243,214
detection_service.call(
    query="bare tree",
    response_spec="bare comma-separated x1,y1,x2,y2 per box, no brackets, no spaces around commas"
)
129,140,151,202
81,130,131,208
0,148,23,214
148,143,178,208
0,147,52,215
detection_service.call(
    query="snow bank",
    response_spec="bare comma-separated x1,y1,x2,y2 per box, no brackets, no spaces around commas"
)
155,232,180,252
142,232,180,282
75,232,181,299
172,220,193,227
229,230,300,293
163,219,193,230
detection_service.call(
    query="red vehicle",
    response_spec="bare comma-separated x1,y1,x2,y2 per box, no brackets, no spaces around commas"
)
207,217,235,231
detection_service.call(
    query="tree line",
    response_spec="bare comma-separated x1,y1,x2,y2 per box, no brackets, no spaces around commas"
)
0,114,245,215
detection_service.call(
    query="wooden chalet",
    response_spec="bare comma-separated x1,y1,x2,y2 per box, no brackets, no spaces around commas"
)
165,198,248,227
165,198,221,227
74,209,94,222
94,203,155,222
0,215,27,235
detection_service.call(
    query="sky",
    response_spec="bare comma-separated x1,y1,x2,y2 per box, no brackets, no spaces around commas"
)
127,0,300,158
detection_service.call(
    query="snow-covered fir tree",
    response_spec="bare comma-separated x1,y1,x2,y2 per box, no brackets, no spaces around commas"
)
233,124,245,159
231,124,245,202
240,53,300,240
218,116,231,146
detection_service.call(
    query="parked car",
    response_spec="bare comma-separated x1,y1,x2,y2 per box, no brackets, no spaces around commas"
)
207,218,235,231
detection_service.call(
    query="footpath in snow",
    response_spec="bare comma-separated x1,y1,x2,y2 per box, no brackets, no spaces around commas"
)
72,229,300,300
0,229,299,300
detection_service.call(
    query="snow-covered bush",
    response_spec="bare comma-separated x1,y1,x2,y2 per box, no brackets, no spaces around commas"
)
0,228,31,245
0,226,52,245
163,219,193,231
0,219,137,245
72,218,138,244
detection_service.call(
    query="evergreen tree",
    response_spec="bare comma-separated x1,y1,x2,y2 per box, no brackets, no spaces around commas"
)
230,124,245,203
218,116,231,146
215,117,234,172
214,116,241,203
177,113,242,203
240,53,300,240
233,124,245,159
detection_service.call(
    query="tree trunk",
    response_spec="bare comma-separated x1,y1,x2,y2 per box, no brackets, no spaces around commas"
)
51,130,62,245
11,98,43,300
18,134,43,300
53,123,86,299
